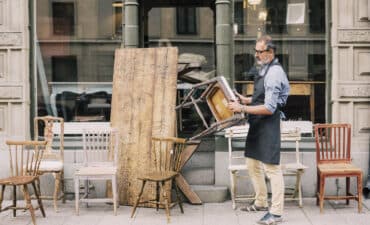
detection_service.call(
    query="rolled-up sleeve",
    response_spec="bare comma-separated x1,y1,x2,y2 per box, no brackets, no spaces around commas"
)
264,66,289,113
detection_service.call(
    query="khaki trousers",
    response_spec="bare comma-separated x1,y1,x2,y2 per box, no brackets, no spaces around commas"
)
246,157,284,216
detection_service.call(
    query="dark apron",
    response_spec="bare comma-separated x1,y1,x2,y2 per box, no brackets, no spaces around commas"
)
245,61,282,165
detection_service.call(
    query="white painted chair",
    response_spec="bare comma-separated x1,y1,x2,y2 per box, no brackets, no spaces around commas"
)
225,125,254,210
74,127,119,215
225,122,310,209
280,129,307,207
34,116,65,212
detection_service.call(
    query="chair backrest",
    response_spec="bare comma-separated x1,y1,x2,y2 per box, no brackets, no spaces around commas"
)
34,116,64,161
6,140,47,176
314,123,351,164
82,127,119,166
225,125,249,166
151,137,186,173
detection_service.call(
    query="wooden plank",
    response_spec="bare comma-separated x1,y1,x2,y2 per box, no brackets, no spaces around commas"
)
111,47,178,206
175,174,202,204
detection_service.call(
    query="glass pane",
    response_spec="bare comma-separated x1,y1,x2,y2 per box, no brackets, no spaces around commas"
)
234,0,326,123
36,0,123,122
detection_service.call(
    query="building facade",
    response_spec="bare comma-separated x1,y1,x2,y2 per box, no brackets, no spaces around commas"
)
0,0,369,198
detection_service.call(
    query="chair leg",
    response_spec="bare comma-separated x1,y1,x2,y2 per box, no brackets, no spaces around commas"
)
61,171,66,203
296,170,303,207
230,170,236,210
174,181,184,213
13,185,17,217
0,185,6,211
160,181,171,223
156,181,160,211
131,180,146,218
346,177,350,205
32,180,46,217
53,172,62,212
23,184,37,225
357,174,362,213
84,180,89,208
112,175,118,216
319,176,325,213
316,173,320,206
74,177,80,216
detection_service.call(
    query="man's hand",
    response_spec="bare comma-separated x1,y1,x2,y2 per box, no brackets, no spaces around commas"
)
228,101,244,113
233,90,251,104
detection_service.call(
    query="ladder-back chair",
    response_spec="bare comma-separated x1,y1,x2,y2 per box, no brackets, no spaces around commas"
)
131,136,186,223
0,140,47,225
74,127,119,215
34,116,65,212
314,123,362,213
225,125,255,210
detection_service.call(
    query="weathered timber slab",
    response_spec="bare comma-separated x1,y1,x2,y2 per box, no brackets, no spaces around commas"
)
111,47,178,205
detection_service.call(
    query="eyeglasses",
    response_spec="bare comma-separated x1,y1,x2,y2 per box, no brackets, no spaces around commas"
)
254,48,268,54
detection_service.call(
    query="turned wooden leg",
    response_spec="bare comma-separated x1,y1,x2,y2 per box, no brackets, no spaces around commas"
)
131,180,146,218
160,181,170,223
156,182,160,211
174,180,184,213
53,172,62,212
23,184,37,225
32,180,46,217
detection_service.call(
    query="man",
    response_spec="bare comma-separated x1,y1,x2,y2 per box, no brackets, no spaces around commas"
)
228,35,290,225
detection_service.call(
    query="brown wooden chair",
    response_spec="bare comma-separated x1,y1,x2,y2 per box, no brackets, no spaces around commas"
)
131,136,186,223
34,116,65,212
0,140,47,225
314,123,363,213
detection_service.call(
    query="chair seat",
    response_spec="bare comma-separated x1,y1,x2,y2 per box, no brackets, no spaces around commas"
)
0,175,37,185
228,164,248,171
39,160,64,172
75,166,117,176
138,171,178,181
318,163,362,174
282,163,307,171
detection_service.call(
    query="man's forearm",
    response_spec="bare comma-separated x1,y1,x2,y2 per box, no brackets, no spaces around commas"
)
242,104,272,115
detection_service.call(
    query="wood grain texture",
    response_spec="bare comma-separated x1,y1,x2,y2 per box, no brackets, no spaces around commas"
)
111,47,178,205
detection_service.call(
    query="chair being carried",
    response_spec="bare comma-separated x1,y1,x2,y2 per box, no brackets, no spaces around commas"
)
74,127,119,215
34,116,65,212
0,140,47,225
131,136,186,223
314,123,362,213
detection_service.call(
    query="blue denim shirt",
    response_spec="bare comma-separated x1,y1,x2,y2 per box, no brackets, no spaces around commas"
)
258,58,290,115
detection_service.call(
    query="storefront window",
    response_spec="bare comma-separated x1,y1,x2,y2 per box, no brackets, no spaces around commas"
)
234,0,326,123
35,0,123,122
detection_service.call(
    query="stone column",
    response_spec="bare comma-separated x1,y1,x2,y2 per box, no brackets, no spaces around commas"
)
215,0,234,85
124,0,139,48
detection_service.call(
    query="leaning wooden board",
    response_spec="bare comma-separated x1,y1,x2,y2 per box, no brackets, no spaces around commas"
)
111,47,178,205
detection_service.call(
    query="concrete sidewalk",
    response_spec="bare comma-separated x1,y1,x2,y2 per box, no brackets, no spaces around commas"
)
1,198,369,225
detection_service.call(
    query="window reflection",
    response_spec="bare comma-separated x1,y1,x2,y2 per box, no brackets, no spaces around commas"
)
234,0,326,123
36,0,121,122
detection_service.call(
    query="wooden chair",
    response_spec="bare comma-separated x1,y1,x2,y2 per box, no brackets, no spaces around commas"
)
314,123,362,213
74,127,119,215
34,116,65,212
0,140,47,225
280,129,307,207
225,124,308,209
131,137,186,223
225,125,254,210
